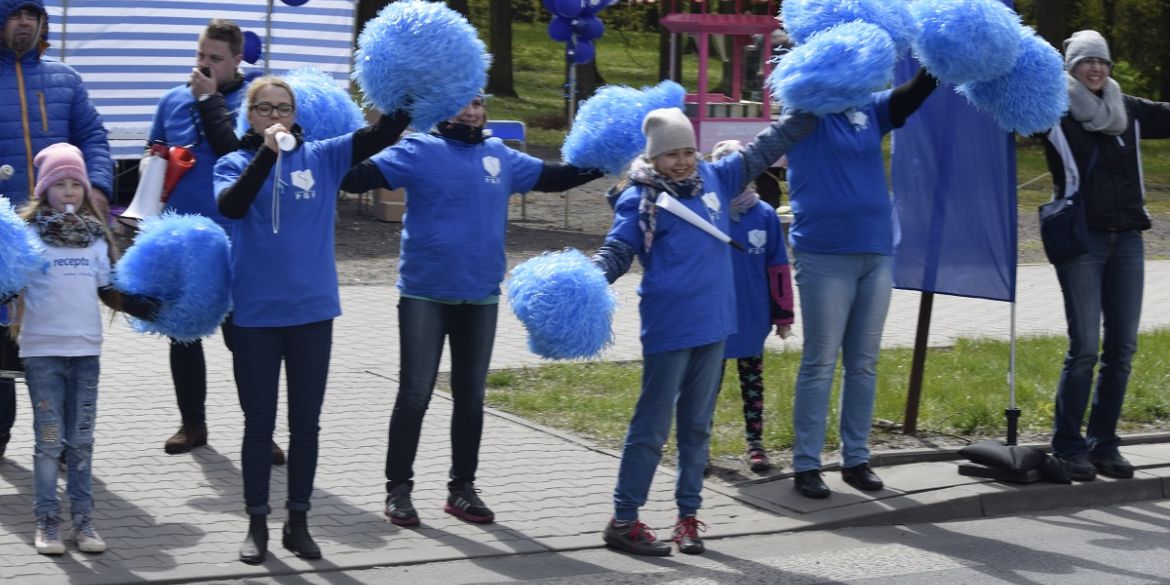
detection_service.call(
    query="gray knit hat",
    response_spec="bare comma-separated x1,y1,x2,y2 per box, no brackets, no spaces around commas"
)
1063,30,1112,71
643,108,696,159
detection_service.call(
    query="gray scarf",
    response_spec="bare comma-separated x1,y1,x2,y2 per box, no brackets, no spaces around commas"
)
1067,73,1128,136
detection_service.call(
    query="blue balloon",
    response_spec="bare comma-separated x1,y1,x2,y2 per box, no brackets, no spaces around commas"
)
574,15,605,41
280,0,310,5
553,0,584,18
572,39,595,64
549,15,573,42
242,30,261,65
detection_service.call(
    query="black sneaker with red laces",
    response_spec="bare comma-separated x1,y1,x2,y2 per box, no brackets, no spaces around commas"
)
603,519,671,556
671,515,707,554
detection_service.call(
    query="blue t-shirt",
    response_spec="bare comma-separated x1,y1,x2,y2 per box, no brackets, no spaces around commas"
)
148,84,245,232
608,156,743,356
724,200,789,359
786,90,895,255
212,134,353,327
370,133,543,299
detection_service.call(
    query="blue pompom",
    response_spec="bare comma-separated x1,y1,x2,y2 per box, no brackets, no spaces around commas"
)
911,0,1022,85
959,28,1068,135
562,80,685,174
284,68,365,142
507,249,616,360
768,22,896,116
236,68,365,141
781,0,917,55
0,198,43,296
353,0,490,130
114,213,232,342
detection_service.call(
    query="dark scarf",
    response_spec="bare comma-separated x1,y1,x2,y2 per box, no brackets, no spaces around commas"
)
625,162,704,253
433,121,485,144
239,123,305,151
32,210,105,248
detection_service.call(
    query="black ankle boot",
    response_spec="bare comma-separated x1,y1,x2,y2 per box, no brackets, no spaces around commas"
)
282,510,321,559
238,514,268,565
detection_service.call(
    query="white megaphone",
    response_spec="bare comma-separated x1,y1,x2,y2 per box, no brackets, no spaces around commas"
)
119,143,169,227
275,131,297,152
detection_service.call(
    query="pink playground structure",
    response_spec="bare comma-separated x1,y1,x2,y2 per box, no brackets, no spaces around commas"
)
659,1,781,152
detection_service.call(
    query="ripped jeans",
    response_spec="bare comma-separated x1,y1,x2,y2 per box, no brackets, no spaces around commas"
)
24,356,100,521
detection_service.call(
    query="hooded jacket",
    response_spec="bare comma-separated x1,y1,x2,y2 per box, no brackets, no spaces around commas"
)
0,0,112,205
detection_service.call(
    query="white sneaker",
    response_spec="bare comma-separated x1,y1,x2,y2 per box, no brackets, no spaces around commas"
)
35,517,66,555
70,517,107,553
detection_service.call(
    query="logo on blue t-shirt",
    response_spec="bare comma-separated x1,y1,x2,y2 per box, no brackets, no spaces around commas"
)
291,169,316,200
702,192,723,221
482,156,501,184
747,229,766,255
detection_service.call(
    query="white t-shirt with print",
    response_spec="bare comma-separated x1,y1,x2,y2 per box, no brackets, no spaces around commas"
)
19,236,111,358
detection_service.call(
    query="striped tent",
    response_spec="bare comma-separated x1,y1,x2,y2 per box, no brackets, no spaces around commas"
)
42,0,357,159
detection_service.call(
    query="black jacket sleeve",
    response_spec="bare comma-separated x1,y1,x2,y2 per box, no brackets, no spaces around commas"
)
530,163,604,193
194,93,242,157
590,238,636,284
1131,95,1170,140
888,67,939,128
350,110,412,164
340,160,390,193
98,287,162,321
216,148,278,219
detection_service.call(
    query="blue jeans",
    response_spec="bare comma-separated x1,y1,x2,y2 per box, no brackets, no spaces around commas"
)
791,251,892,473
232,319,332,515
385,298,497,490
613,341,724,521
24,355,100,520
1052,230,1144,459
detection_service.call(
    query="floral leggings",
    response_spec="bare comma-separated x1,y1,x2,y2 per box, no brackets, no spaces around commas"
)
734,355,765,444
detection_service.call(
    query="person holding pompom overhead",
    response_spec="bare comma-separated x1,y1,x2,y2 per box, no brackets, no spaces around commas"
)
589,108,815,556
340,94,603,528
4,143,159,556
1043,31,1170,483
213,76,410,564
783,62,939,500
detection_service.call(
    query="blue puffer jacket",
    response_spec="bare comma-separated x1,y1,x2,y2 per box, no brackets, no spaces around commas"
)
0,43,112,206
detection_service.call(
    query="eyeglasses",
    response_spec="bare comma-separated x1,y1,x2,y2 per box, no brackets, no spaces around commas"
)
250,103,295,117
1079,58,1111,68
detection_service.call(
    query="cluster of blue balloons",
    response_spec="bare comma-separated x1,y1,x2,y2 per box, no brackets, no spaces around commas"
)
544,0,617,65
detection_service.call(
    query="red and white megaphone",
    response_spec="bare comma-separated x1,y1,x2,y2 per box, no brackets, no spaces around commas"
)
120,144,196,227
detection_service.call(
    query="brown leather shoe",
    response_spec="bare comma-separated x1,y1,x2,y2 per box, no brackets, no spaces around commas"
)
164,424,208,454
271,441,286,465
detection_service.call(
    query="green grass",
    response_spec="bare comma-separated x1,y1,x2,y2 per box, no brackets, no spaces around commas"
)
485,329,1170,458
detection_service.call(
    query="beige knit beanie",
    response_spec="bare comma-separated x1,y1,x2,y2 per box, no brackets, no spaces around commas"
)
642,108,696,159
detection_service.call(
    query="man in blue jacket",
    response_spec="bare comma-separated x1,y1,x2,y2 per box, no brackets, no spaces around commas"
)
0,0,111,459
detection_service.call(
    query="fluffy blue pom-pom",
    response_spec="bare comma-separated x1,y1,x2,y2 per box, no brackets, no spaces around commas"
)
959,28,1068,135
768,22,896,116
0,198,43,296
284,68,365,142
562,80,685,174
781,0,917,55
237,67,365,141
911,0,1022,85
352,0,490,131
506,249,616,360
114,212,232,342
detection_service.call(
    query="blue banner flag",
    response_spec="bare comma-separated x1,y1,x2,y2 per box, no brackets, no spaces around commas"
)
890,57,1017,302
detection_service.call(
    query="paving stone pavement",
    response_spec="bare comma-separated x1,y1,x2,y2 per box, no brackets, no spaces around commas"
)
1,262,1168,584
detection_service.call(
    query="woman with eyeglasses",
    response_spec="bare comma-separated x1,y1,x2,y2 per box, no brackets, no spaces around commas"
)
212,76,409,564
1042,31,1170,482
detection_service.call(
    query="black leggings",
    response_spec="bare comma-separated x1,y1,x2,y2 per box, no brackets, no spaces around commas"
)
0,326,20,434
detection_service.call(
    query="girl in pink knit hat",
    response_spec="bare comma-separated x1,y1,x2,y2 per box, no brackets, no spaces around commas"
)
5,143,159,555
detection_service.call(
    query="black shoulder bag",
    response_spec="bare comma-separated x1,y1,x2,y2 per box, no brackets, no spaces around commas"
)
1039,144,1099,265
